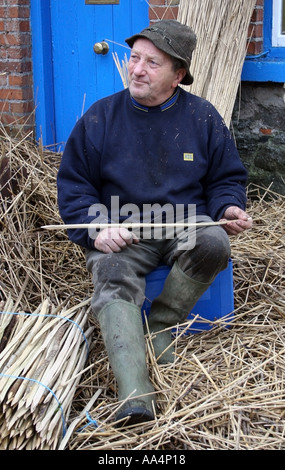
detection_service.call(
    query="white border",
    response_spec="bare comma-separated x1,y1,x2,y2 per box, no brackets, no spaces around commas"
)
272,0,285,46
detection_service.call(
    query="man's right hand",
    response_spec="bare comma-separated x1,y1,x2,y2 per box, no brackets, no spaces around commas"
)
94,227,139,253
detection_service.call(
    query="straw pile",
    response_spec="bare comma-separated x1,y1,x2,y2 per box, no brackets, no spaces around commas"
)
0,124,94,450
177,0,256,126
63,184,285,451
1,127,285,450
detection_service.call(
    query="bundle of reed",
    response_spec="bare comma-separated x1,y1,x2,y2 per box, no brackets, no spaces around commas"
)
0,297,94,450
177,0,256,126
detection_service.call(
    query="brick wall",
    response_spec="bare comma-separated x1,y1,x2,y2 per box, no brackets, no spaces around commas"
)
0,1,263,138
149,0,180,22
0,0,34,136
247,0,264,55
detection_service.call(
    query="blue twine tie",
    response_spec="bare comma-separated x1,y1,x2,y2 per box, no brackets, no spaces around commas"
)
0,311,90,359
76,411,99,432
0,373,67,437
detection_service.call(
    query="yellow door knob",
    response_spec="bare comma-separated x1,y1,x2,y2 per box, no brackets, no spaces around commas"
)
93,41,109,55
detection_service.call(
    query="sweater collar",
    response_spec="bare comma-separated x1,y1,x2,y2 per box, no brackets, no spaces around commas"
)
130,87,180,113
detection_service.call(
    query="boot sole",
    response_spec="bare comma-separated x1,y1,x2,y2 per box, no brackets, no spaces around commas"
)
115,406,154,427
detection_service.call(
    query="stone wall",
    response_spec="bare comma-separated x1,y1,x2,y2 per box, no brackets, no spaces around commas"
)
232,83,285,195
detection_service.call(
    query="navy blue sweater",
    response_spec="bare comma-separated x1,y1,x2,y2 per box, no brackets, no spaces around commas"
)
57,87,247,249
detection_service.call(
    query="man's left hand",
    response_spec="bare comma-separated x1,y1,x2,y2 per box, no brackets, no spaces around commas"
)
220,206,253,236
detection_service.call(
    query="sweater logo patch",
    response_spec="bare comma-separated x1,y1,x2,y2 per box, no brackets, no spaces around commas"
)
184,153,194,162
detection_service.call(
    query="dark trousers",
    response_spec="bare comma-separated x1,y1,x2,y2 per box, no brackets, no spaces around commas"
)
86,216,231,316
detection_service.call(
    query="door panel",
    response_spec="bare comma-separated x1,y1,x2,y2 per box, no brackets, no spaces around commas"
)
31,0,148,147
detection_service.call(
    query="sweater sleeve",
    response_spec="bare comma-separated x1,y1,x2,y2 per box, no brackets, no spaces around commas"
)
203,109,247,220
57,117,108,249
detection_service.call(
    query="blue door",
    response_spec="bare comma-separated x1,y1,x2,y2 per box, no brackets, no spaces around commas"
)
30,0,148,148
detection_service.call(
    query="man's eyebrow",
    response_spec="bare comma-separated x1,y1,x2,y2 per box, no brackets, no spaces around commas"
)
131,48,161,62
130,48,139,55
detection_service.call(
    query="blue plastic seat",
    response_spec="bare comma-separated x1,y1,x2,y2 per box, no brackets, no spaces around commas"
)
142,260,234,334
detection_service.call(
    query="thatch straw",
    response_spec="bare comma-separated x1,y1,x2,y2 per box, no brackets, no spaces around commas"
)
1,126,285,450
0,124,90,312
177,0,256,126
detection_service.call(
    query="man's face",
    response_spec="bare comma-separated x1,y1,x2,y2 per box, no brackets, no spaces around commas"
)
128,38,185,107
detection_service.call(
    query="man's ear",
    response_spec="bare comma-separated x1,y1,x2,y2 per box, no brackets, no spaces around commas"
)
173,68,187,87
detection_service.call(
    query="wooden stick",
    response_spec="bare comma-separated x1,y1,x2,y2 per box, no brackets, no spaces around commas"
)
42,219,241,231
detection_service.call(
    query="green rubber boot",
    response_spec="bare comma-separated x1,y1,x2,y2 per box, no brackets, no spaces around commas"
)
97,300,156,426
146,261,211,364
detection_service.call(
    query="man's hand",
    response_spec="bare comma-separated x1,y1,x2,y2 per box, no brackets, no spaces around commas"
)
94,227,139,253
220,206,253,236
